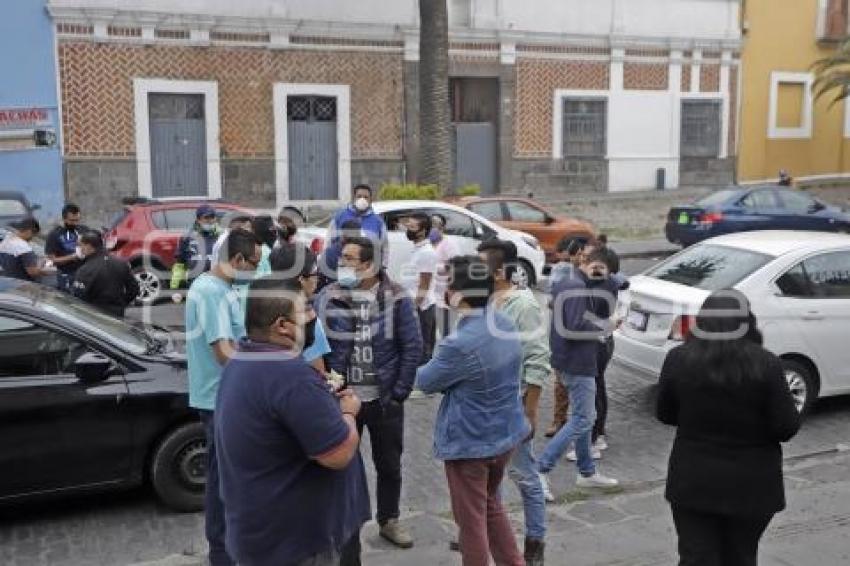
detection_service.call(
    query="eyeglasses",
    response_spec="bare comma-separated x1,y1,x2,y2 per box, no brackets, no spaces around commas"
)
243,256,261,268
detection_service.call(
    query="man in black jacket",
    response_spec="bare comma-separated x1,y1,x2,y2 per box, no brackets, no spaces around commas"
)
45,203,90,292
73,231,140,318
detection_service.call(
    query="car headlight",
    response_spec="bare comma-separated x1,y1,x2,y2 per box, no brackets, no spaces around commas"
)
521,235,540,251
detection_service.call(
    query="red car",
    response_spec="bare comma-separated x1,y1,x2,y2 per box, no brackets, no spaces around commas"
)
105,198,254,304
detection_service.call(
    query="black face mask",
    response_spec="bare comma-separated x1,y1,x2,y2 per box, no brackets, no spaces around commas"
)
406,229,421,242
588,270,607,283
303,317,317,352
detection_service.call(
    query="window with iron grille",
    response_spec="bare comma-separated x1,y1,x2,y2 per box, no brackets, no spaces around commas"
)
562,99,607,157
287,96,337,122
680,100,721,158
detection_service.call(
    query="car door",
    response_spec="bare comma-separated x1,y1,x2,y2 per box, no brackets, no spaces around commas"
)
0,314,132,498
776,190,835,232
466,200,507,225
504,200,561,257
772,250,850,393
736,189,785,232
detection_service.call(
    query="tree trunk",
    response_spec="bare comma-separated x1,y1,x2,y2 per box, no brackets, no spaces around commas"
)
418,0,453,195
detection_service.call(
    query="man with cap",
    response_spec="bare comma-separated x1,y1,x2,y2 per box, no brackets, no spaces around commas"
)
72,231,139,318
170,204,222,290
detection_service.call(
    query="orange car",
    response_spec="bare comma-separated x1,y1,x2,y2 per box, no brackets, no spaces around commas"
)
451,196,595,264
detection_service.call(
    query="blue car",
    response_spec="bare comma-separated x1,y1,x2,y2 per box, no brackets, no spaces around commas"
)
665,185,850,247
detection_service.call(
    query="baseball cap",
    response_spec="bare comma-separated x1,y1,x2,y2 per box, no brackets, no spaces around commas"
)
196,204,217,218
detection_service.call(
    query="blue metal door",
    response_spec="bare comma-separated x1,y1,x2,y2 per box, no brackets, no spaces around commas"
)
287,96,338,201
149,94,208,198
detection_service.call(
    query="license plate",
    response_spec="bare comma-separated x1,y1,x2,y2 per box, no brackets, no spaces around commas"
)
677,212,690,224
626,309,649,331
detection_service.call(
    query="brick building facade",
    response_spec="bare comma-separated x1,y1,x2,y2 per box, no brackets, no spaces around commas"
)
49,1,741,223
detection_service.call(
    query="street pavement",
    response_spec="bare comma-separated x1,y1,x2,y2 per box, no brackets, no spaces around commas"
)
2,255,850,565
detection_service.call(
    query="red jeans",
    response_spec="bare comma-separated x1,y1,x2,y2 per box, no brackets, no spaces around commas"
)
445,451,524,566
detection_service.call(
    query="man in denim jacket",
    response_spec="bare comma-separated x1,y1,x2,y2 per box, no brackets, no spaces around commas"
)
479,239,551,566
416,255,528,566
315,236,423,550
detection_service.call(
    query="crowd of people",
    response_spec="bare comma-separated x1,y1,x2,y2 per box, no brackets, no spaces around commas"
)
0,184,803,566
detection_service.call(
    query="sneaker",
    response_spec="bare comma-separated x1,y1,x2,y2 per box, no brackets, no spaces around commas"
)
576,472,619,488
566,448,602,461
380,519,414,549
538,472,555,503
594,436,609,451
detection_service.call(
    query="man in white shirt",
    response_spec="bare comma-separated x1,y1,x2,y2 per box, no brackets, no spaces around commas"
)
400,212,438,363
429,214,460,338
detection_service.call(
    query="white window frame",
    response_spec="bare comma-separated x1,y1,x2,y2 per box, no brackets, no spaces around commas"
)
845,97,850,138
768,72,814,139
273,83,351,208
552,89,610,160
133,79,221,199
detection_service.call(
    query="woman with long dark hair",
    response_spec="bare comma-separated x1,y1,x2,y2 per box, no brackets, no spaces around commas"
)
657,289,801,566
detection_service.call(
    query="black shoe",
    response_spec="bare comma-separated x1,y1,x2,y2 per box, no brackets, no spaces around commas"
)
524,537,545,566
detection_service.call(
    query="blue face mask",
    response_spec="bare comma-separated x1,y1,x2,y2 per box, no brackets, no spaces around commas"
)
337,266,360,289
428,228,441,244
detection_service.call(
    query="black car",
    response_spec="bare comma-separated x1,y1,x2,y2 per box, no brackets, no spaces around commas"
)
0,190,41,229
0,277,205,511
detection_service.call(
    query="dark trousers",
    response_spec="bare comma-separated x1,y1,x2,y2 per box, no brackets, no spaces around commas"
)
199,411,235,566
418,304,436,363
593,338,614,441
356,400,404,525
672,506,773,566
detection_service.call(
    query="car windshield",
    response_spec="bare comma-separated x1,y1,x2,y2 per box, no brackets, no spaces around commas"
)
696,189,738,207
11,285,152,355
646,244,774,291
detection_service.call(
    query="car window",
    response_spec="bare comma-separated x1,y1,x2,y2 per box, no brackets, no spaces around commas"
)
803,251,850,298
646,244,773,291
0,199,28,216
697,190,738,207
0,315,88,378
468,201,504,221
150,210,167,230
740,190,779,210
109,209,131,229
779,190,816,214
776,263,812,297
382,210,414,232
506,201,547,223
427,209,475,238
163,208,198,231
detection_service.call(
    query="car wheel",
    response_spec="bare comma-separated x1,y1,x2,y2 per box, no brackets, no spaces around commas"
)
133,265,163,306
513,259,537,289
782,359,817,415
150,422,206,512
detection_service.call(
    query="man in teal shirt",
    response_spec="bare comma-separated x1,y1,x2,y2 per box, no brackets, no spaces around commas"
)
185,229,261,566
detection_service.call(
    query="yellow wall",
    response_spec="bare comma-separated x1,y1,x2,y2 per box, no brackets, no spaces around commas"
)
738,0,850,182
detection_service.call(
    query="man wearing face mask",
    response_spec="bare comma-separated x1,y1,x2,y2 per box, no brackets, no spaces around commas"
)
72,231,139,318
215,278,370,566
315,236,423,551
399,212,438,362
324,185,389,278
537,249,619,503
185,229,260,566
171,205,222,290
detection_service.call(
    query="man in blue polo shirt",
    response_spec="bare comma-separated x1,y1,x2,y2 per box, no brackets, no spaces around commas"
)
185,229,261,566
216,277,370,566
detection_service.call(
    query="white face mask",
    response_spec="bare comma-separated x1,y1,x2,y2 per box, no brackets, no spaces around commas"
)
354,197,370,212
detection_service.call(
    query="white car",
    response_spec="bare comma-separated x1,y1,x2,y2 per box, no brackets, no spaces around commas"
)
298,200,546,288
613,230,850,413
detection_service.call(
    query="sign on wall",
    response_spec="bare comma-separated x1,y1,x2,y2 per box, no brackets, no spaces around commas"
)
0,107,51,130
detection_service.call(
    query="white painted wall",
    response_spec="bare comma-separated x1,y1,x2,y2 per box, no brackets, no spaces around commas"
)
50,0,739,41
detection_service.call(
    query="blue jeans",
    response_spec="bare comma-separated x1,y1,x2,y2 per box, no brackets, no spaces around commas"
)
508,437,546,540
199,410,235,566
538,373,597,477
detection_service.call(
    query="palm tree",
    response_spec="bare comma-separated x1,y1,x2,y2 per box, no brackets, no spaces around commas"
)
813,37,850,105
418,0,453,195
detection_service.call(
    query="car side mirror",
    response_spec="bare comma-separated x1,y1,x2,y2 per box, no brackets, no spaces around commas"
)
808,202,825,213
544,214,556,225
31,204,42,211
74,352,115,383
